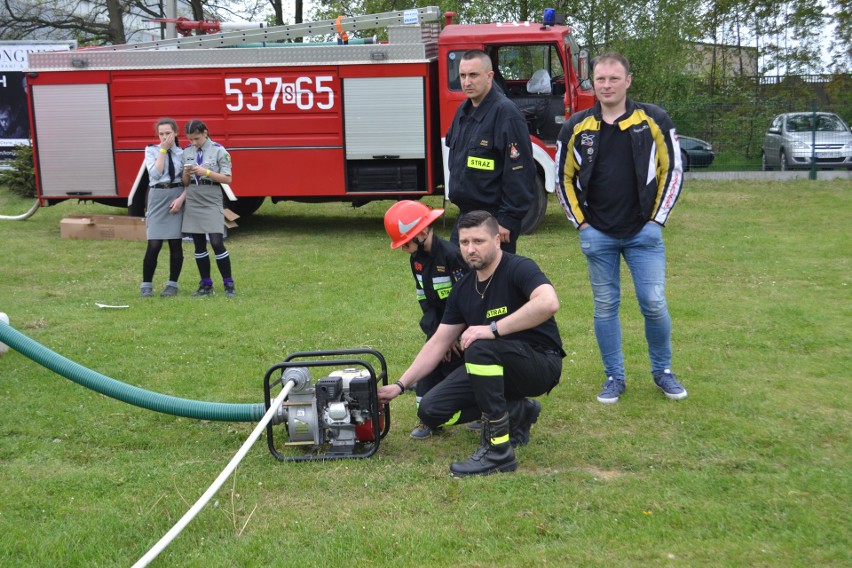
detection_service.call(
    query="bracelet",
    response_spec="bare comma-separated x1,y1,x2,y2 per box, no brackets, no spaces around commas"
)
159,148,167,153
394,380,405,394
205,169,211,177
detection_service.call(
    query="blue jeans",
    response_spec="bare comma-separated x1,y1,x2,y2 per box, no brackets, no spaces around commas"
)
579,222,672,379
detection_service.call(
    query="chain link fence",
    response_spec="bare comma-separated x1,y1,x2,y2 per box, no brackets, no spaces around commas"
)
661,73,852,172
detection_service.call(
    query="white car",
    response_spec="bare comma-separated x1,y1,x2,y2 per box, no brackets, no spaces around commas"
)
761,112,852,170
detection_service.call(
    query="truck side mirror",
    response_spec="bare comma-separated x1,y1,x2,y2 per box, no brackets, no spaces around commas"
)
578,49,590,83
577,49,592,90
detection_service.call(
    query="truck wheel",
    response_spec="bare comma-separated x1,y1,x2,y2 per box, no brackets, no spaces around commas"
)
224,196,264,218
520,173,547,235
128,188,147,217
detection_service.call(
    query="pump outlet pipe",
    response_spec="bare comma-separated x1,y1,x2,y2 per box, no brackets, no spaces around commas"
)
0,320,265,422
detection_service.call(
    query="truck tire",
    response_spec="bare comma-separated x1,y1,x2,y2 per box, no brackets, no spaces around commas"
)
128,188,147,217
520,173,547,235
224,196,264,218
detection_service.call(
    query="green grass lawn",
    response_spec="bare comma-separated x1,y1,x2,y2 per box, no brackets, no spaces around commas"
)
0,179,849,567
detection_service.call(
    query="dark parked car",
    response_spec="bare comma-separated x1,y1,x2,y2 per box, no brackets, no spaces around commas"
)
762,112,852,170
679,135,715,170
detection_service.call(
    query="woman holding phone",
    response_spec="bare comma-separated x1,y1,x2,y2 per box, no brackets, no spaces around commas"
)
181,119,237,298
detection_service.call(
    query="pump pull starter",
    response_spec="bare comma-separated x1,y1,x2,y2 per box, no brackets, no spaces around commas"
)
263,349,390,461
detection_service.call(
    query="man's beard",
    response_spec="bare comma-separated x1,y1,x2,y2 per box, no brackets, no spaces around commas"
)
465,249,496,271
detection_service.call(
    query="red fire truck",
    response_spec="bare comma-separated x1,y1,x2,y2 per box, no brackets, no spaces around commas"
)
25,6,593,233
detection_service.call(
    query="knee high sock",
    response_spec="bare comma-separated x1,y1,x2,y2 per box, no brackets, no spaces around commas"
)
208,233,232,281
192,234,211,281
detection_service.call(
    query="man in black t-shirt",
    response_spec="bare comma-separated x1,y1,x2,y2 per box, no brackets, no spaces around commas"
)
379,211,564,477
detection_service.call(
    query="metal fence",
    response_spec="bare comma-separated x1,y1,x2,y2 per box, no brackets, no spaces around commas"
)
660,74,852,172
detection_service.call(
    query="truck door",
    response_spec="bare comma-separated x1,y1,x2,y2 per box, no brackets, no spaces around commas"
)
487,43,567,144
31,83,117,198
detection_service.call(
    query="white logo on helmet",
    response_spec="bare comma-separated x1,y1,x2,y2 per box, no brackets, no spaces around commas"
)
398,216,422,235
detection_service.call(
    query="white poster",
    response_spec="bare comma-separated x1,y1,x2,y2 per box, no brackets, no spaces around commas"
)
0,42,75,160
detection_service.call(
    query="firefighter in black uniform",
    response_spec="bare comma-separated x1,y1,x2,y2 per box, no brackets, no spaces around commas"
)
379,211,564,477
384,201,469,439
445,49,535,253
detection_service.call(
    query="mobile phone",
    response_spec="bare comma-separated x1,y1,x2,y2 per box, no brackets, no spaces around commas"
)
183,163,193,169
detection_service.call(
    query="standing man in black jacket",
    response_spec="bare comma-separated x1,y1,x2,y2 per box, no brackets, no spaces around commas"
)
556,51,686,404
445,50,534,253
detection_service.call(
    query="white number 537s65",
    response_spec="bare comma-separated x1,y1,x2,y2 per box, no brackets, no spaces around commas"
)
225,75,335,112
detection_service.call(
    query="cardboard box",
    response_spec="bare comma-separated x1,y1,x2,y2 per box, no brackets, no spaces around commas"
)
60,215,147,241
224,208,240,229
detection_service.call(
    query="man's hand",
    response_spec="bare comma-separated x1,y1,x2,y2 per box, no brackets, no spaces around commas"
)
459,325,495,350
498,223,511,244
378,384,402,405
443,340,462,362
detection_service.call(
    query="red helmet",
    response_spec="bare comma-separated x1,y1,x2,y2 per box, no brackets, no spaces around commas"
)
384,200,444,249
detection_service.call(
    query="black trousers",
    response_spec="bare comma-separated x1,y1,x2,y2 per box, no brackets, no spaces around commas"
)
417,339,561,428
414,352,464,399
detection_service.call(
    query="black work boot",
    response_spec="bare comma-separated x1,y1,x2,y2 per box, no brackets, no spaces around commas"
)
507,397,542,447
450,413,518,477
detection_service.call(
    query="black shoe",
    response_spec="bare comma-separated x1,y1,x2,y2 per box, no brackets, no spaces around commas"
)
507,398,542,447
191,285,214,297
224,283,236,298
450,443,517,477
450,414,517,477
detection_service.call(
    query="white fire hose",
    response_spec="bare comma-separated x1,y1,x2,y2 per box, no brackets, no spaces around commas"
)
0,199,39,220
132,379,295,567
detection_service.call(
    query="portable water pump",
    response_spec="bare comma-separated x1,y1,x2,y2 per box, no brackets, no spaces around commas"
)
263,349,390,461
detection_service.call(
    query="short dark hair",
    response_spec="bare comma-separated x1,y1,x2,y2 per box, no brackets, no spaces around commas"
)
461,49,492,72
593,51,631,76
185,119,208,135
457,210,499,235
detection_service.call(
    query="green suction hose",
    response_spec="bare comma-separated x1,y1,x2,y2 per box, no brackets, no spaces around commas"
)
0,320,265,422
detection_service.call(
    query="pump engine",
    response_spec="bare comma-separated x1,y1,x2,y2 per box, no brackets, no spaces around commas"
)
263,349,389,461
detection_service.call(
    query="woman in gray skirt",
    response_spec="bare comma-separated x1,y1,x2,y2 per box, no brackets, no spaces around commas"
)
141,117,185,297
181,119,236,298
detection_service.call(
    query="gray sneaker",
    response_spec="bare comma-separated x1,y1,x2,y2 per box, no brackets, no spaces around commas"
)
191,285,214,297
410,423,440,439
597,377,626,404
654,370,687,400
140,287,153,298
224,283,236,298
160,285,178,297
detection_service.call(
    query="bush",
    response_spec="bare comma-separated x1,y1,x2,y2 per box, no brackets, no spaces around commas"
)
0,144,36,198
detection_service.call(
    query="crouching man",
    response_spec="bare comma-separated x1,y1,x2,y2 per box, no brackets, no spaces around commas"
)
378,211,564,476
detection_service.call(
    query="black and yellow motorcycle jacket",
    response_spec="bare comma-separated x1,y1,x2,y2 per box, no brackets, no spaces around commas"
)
555,99,683,229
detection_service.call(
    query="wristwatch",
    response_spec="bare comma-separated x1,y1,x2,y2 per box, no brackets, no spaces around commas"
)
490,320,500,338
